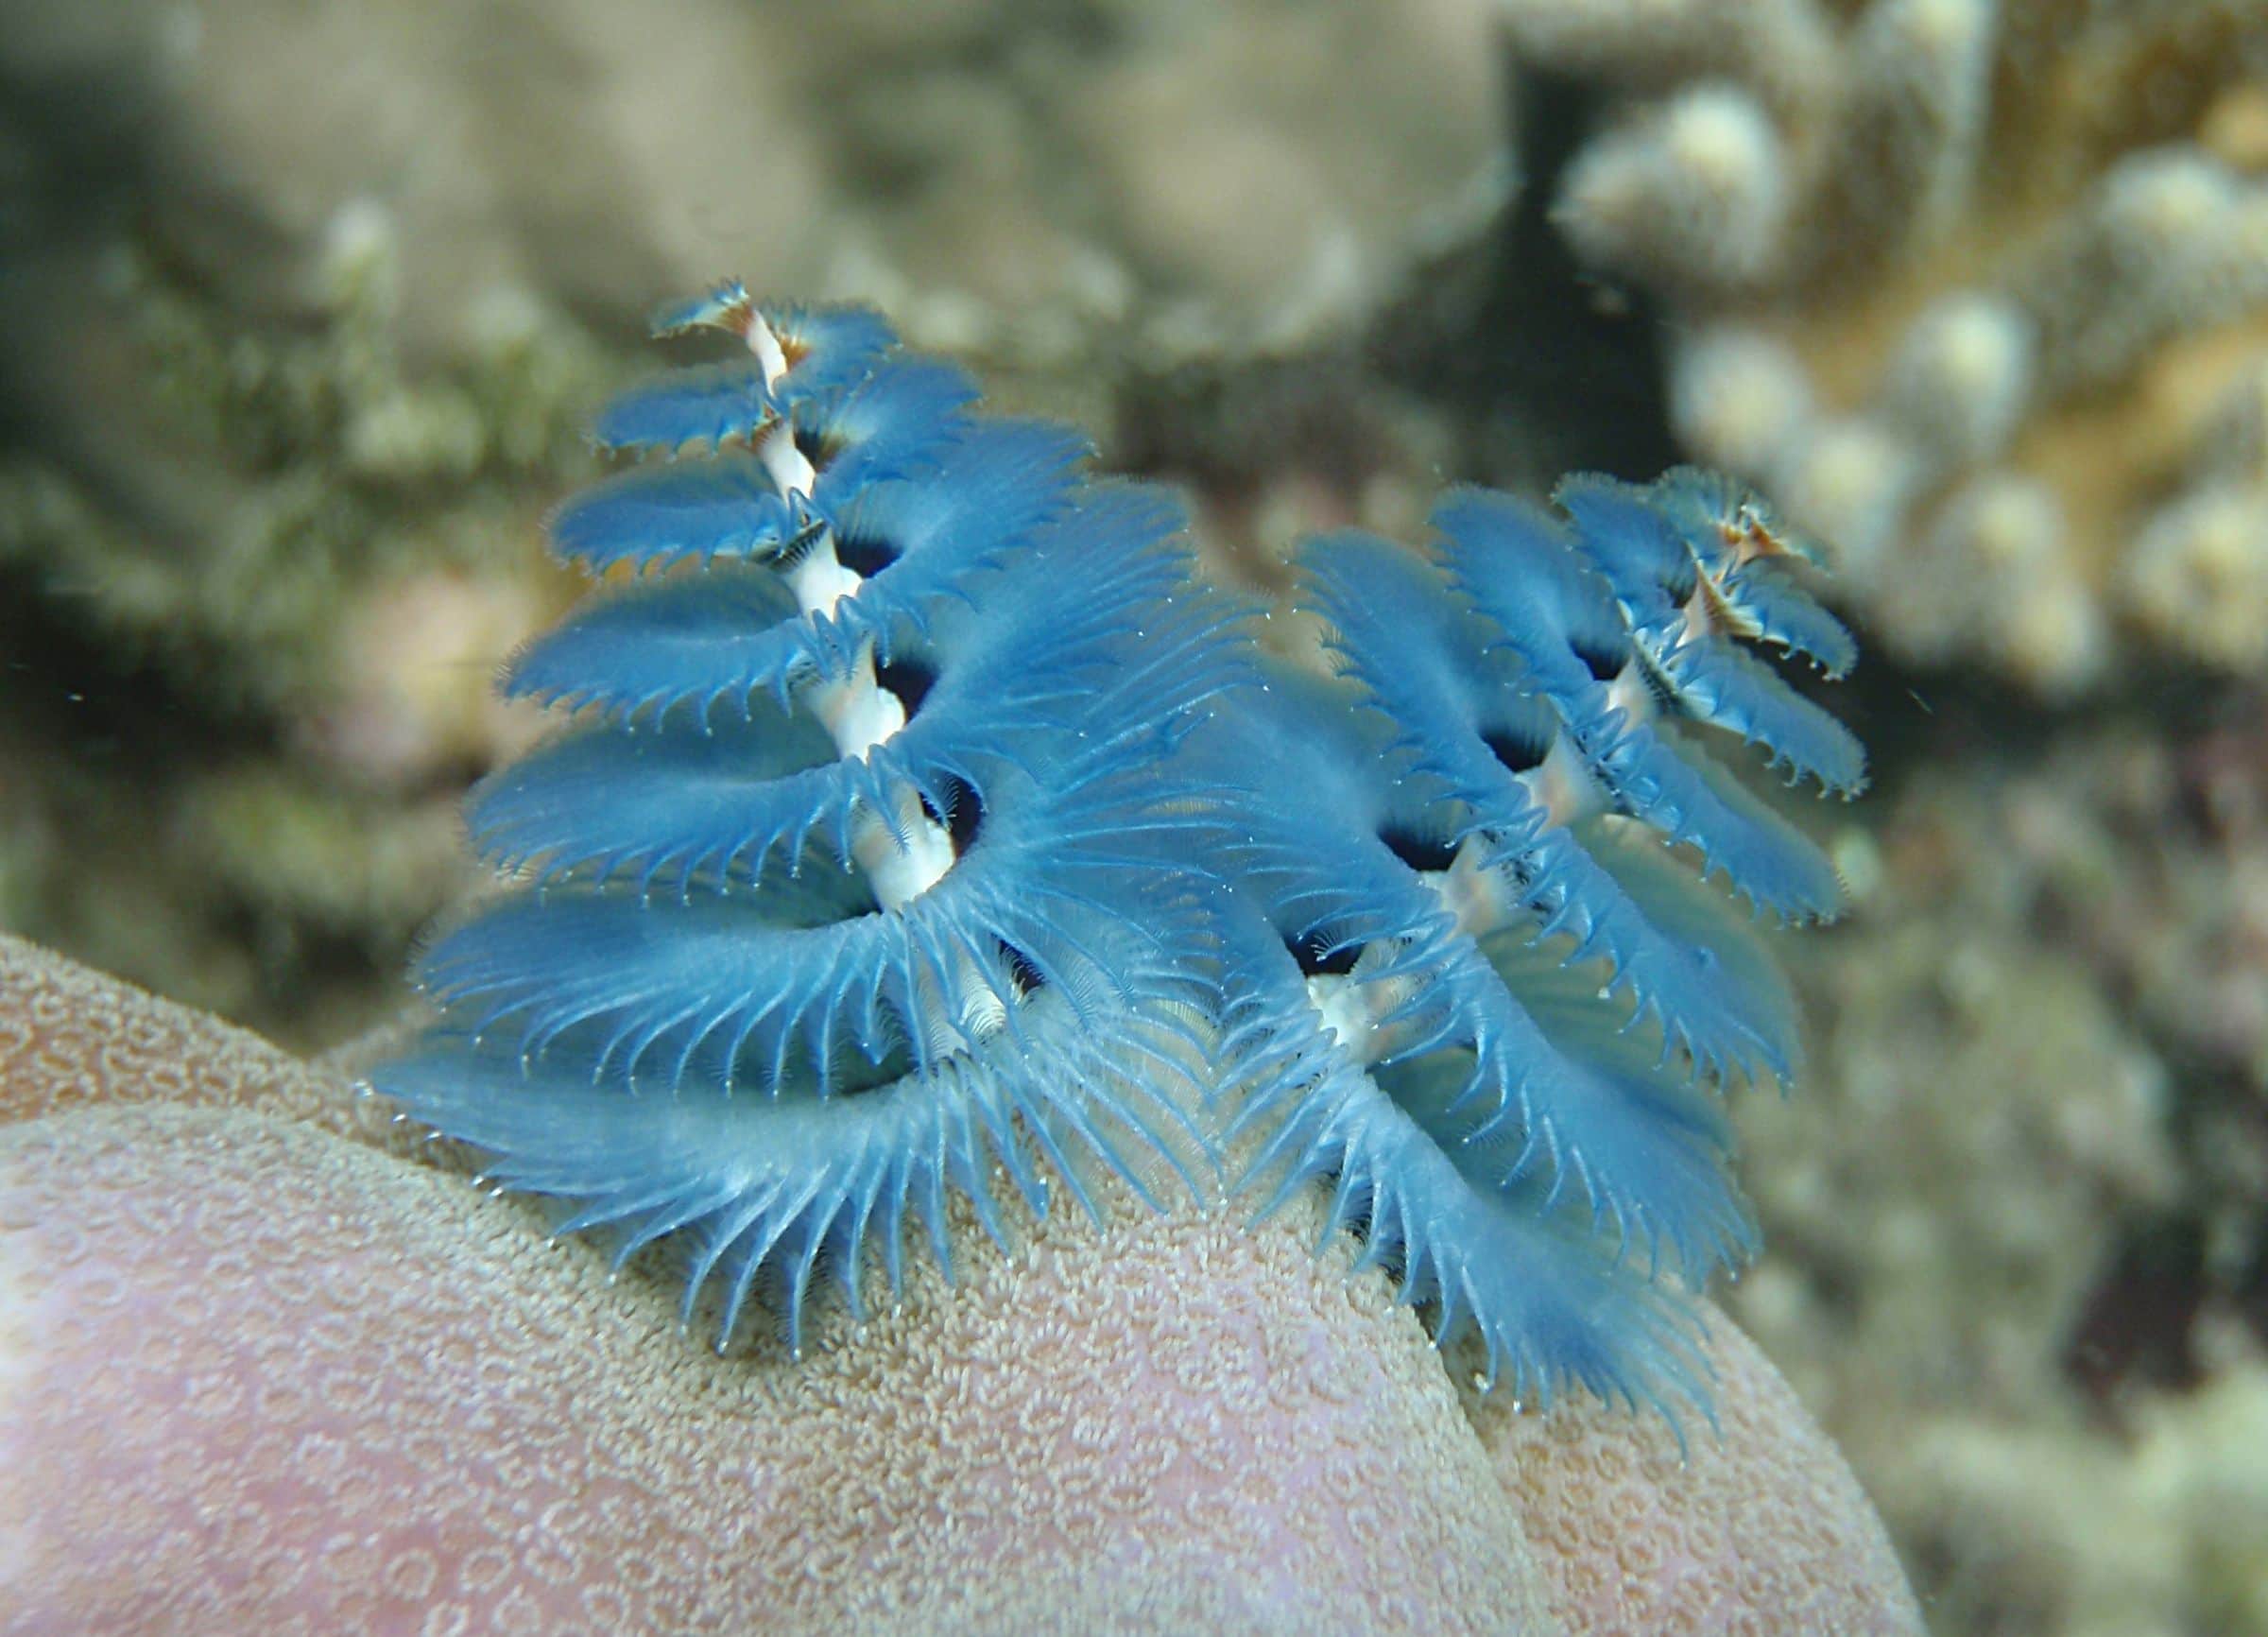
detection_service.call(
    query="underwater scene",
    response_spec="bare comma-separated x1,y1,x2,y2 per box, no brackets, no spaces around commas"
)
2,2,2265,1633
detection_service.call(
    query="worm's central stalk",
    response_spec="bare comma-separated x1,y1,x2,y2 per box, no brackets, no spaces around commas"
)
745,315,956,913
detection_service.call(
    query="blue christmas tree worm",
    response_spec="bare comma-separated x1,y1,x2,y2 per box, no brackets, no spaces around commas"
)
372,282,1861,1419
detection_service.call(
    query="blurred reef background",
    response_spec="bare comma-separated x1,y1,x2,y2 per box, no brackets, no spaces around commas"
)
2,2,2265,1631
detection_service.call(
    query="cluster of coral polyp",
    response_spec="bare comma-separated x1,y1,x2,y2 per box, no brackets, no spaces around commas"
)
374,285,1861,1421
1503,0,2268,689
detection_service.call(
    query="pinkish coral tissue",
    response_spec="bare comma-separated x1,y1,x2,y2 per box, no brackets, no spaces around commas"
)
0,935,1921,1635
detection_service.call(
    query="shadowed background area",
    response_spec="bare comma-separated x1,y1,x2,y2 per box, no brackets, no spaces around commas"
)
2,3,2266,1631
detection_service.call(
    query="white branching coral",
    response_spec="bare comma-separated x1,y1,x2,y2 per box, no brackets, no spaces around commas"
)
2124,357,2268,671
1501,0,2268,689
1555,85,1795,290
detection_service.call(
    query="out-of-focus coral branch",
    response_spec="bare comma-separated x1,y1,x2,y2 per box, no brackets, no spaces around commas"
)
1502,0,2268,688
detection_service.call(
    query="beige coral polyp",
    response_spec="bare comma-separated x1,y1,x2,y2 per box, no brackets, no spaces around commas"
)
0,936,1922,1635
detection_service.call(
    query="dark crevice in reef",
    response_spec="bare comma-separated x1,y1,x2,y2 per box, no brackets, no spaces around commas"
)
2065,1035,2268,1413
2065,1213,2213,1403
1107,55,1677,595
1869,646,2245,763
0,560,254,781
1374,62,1680,492
1108,343,1407,596
1794,644,2267,818
2063,1096,2268,1417
1832,665,2268,1418
1954,683,2268,1416
0,556,397,1043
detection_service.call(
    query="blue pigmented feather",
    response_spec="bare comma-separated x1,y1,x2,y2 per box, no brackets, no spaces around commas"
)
1436,489,1847,921
1648,466,1858,680
1555,474,1866,795
372,284,1864,1422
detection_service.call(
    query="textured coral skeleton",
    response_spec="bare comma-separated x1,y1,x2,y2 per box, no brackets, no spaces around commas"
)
0,931,1927,1634
372,282,1863,1417
1503,0,2268,687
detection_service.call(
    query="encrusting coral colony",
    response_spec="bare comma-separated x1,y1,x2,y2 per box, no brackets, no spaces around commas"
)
1504,0,2268,688
374,283,1862,1418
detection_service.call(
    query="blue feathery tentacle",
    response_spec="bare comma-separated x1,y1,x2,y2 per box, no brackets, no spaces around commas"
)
1177,466,1860,1420
1645,470,1861,726
1209,906,1715,1418
371,279,1864,1426
1554,474,1866,796
593,300,901,454
375,292,1236,1353
1188,679,1756,1301
1435,488,1847,921
1295,530,1798,1084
